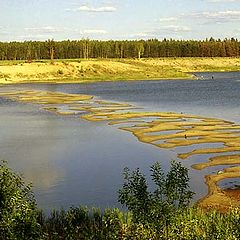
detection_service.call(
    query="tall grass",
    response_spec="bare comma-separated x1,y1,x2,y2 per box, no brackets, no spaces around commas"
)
35,206,240,239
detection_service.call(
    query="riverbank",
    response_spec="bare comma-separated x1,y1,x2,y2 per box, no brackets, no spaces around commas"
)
1,57,240,84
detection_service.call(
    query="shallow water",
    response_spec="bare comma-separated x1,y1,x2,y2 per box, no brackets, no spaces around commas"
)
15,71,240,122
219,178,240,189
0,72,240,211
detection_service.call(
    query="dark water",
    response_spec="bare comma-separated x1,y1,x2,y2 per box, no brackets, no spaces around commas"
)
0,72,240,212
18,71,240,122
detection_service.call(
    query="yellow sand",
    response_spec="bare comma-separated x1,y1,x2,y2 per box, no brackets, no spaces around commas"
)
1,57,240,84
198,166,240,211
178,147,240,159
192,154,240,170
0,59,190,83
0,90,92,104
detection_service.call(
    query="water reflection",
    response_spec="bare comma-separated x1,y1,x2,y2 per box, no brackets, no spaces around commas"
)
0,99,174,212
1,72,240,211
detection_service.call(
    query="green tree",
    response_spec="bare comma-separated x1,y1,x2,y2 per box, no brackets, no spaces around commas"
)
136,41,145,59
118,161,194,227
47,39,55,61
0,161,40,240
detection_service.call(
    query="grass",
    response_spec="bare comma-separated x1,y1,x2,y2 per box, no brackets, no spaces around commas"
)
33,206,240,239
0,57,240,84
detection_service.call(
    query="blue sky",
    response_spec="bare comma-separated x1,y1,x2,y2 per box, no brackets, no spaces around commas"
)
1,0,240,41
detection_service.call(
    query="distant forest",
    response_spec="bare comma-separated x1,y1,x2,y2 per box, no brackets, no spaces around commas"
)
0,38,240,60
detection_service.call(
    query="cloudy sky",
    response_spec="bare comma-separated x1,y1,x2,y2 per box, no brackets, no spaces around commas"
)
1,0,240,41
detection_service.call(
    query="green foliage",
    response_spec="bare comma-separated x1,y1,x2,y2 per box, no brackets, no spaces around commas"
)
36,206,240,239
118,166,150,224
165,207,240,240
0,38,239,60
163,161,194,208
1,160,240,239
118,161,194,228
40,207,131,240
0,160,40,239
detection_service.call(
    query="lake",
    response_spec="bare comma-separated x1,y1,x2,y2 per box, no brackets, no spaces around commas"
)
0,72,240,212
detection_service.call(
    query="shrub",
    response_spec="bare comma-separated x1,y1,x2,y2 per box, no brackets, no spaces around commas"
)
118,161,194,229
40,206,130,239
0,160,40,239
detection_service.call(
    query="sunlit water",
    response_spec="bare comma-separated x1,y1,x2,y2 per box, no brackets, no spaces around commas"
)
0,72,239,212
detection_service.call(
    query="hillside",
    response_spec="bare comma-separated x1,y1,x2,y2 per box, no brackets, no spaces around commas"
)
0,57,240,84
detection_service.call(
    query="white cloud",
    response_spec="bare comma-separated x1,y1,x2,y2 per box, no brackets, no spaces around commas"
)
19,26,65,41
0,27,9,35
71,5,117,12
188,10,240,22
131,32,157,39
24,26,63,34
159,17,178,22
83,29,107,34
161,25,191,33
135,32,153,38
207,0,240,2
133,25,191,39
17,34,49,41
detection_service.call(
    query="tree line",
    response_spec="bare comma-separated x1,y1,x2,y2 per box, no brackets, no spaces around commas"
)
0,38,239,61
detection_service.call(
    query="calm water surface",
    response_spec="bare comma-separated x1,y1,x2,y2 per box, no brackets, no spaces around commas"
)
0,72,239,212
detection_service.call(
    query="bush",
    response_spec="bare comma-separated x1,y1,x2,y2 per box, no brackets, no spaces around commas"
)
0,160,40,239
118,161,194,229
40,207,130,239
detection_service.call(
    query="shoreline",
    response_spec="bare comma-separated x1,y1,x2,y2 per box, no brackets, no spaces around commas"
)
0,77,196,86
197,167,240,212
0,75,196,85
1,57,240,85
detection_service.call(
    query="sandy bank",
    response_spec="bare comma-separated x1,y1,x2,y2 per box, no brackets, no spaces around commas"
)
1,57,240,84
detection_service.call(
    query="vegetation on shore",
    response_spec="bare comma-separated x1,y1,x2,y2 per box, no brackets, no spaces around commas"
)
0,38,240,60
1,160,240,240
1,57,240,84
